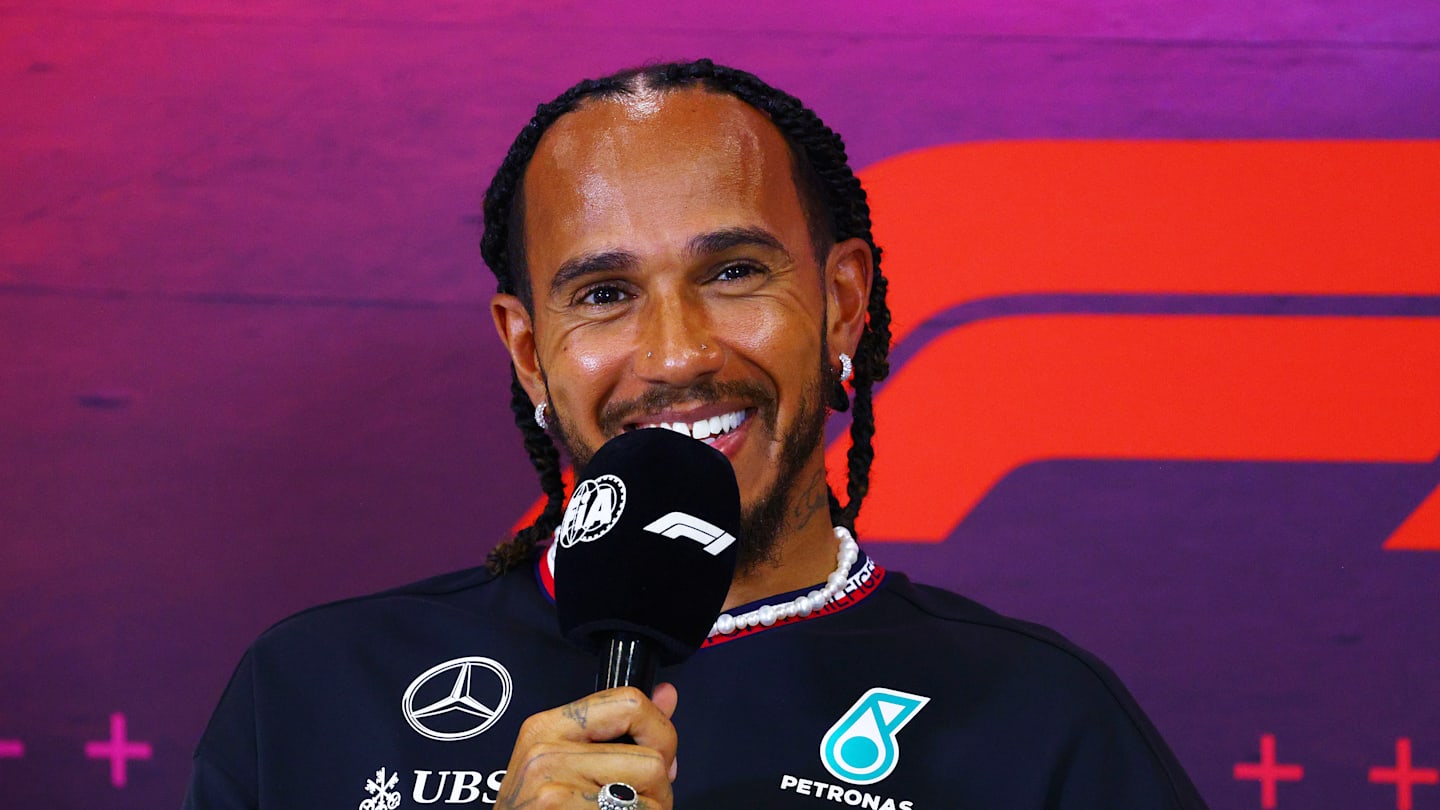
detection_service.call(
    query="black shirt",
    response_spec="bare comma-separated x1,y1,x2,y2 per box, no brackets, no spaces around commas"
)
185,549,1208,809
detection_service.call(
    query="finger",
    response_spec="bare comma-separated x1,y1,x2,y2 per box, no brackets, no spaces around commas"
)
534,687,676,751
503,689,678,805
500,776,671,810
623,687,677,768
506,743,673,807
565,687,650,742
592,781,670,810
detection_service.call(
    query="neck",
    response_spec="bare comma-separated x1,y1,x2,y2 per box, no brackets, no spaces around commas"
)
721,461,841,611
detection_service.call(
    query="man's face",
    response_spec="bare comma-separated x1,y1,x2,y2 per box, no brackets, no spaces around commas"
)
493,88,867,564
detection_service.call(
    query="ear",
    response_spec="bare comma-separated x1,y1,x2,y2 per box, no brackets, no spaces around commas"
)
824,237,874,358
491,293,546,406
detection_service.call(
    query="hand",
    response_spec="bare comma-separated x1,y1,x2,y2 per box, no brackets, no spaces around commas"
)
494,683,679,809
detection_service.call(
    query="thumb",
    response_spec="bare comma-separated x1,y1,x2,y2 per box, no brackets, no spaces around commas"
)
651,682,680,782
651,682,678,719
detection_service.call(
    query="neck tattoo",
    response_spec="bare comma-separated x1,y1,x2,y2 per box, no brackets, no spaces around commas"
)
707,526,860,638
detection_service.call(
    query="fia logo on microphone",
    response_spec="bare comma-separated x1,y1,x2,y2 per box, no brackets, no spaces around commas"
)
557,474,627,548
820,688,930,785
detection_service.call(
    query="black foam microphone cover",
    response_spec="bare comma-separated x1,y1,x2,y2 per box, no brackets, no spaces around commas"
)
554,428,741,669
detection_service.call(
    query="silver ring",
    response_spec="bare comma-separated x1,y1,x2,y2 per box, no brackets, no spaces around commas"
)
598,782,639,810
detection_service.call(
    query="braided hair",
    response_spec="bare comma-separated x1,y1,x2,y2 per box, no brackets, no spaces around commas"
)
481,59,892,573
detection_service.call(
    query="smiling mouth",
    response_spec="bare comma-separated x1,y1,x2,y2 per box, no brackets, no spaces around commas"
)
630,408,751,442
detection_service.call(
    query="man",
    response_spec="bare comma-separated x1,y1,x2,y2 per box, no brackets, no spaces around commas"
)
186,60,1208,809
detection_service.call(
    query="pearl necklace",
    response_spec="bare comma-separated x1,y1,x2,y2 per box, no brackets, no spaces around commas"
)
707,526,860,638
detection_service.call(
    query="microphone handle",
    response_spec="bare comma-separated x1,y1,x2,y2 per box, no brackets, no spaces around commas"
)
598,632,659,693
597,632,658,745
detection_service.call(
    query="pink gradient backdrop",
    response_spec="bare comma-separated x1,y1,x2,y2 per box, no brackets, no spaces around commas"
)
2,2,1438,807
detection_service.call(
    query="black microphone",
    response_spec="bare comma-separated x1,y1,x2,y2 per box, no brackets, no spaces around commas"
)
554,428,741,696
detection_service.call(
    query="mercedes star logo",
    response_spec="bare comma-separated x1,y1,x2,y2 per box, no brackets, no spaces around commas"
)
402,656,513,741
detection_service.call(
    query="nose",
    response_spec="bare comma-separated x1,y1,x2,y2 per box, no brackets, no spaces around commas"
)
633,290,724,386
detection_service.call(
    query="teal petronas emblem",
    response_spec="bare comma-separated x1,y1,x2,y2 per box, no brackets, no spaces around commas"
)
820,687,931,785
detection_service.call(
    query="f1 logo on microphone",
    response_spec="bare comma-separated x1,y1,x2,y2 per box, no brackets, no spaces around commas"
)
644,512,737,556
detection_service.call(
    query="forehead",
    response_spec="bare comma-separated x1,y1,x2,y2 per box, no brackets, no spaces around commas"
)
520,88,809,275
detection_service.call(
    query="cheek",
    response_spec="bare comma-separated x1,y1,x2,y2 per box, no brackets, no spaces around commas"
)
570,344,611,376
721,304,823,386
553,327,631,385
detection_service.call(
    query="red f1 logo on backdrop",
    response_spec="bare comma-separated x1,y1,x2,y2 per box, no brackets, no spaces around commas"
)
520,141,1440,552
838,140,1440,551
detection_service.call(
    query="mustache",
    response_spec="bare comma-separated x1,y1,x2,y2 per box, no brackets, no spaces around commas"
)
597,379,778,436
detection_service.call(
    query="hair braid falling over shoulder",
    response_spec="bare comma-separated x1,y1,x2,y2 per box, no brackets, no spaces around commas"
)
480,59,893,573
484,373,568,573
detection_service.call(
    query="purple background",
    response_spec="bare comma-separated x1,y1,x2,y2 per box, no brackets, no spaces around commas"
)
2,2,1439,807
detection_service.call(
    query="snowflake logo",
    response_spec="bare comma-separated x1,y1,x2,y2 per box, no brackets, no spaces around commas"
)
359,767,402,810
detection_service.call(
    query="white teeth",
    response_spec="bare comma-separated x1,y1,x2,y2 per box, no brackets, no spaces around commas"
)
642,410,747,442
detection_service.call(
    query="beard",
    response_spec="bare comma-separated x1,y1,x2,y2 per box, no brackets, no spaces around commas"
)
548,361,830,575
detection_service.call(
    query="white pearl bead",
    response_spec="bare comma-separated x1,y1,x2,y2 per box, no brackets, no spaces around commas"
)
703,526,861,641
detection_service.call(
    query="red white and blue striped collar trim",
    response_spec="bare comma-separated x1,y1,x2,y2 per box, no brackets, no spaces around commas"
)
535,542,886,646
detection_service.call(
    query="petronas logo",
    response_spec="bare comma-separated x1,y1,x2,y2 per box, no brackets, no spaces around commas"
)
820,688,930,785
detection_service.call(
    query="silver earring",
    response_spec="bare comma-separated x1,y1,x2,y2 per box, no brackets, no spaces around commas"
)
533,401,549,430
838,353,853,383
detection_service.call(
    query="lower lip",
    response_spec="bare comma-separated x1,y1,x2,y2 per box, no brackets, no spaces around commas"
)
702,415,753,459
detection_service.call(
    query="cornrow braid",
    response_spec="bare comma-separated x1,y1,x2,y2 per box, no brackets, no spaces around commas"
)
481,59,893,573
485,373,567,572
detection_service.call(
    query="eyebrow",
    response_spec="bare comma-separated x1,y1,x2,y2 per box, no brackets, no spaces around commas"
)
550,249,637,296
686,226,790,260
549,226,792,297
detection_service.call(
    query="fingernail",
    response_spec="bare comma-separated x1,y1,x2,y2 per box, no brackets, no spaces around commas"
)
669,755,678,782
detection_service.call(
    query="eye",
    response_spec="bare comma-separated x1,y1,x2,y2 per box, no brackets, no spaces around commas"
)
576,283,630,307
713,261,766,283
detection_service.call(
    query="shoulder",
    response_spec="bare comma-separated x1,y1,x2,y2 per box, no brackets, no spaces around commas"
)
876,571,1128,686
253,563,517,645
861,572,1208,808
223,560,566,692
188,560,566,808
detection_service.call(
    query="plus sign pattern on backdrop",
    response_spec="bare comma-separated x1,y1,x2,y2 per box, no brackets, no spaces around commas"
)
2,2,1438,808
